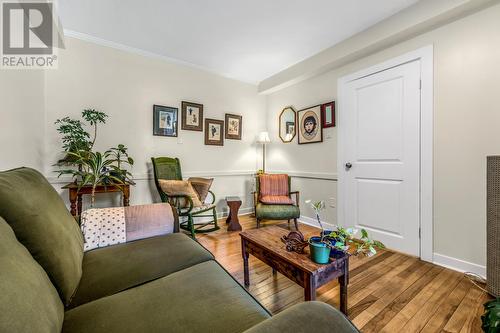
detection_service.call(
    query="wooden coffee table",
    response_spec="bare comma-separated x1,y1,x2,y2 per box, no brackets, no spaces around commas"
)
240,226,349,314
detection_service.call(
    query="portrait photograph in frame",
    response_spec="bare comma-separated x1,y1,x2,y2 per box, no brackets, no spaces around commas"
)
153,104,178,137
225,113,242,140
297,105,323,144
321,101,335,128
205,118,224,146
181,101,203,131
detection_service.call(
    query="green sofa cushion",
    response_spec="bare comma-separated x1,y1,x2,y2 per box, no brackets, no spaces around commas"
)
255,203,300,220
243,301,360,333
0,217,64,333
68,233,214,308
63,261,270,333
0,167,84,304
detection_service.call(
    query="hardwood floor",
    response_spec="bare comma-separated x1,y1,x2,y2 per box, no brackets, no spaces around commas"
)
196,215,491,333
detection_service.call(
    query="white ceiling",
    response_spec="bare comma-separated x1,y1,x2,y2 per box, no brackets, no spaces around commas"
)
58,0,419,84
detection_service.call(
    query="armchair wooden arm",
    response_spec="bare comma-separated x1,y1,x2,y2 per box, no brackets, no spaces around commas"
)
289,191,300,207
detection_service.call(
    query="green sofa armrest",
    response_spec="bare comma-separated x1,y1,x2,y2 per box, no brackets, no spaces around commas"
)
243,302,360,333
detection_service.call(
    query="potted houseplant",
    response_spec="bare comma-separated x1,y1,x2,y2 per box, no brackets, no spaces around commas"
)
57,149,129,207
482,298,500,332
54,109,108,166
306,200,331,264
306,199,386,264
106,144,135,183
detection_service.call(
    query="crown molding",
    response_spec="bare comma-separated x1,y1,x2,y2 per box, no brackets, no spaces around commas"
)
63,29,258,86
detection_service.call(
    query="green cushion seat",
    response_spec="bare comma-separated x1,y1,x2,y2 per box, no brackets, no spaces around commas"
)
0,217,64,333
255,203,300,220
68,233,214,308
0,167,84,305
63,261,270,333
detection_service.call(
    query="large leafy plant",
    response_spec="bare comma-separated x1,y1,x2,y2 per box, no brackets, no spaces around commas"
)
57,150,132,206
482,298,500,333
55,109,107,164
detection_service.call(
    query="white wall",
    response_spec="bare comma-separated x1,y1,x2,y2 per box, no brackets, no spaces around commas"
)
1,37,266,215
266,3,500,270
0,70,46,171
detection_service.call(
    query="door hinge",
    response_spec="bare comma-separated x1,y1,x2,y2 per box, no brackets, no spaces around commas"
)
419,227,421,239
419,79,422,90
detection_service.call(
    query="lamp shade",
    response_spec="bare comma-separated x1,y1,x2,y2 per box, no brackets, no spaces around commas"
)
257,131,271,144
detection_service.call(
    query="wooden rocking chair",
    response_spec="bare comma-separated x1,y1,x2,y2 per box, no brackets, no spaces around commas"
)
151,157,219,238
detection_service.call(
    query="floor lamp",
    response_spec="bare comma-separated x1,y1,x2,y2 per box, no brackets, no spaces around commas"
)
257,131,271,173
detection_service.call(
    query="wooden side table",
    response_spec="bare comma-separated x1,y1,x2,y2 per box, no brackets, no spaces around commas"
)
62,183,131,218
225,196,242,231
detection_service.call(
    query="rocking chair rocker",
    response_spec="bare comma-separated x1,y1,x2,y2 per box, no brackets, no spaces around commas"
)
151,157,219,238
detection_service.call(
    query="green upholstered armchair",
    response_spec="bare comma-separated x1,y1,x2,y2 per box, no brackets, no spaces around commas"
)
253,174,300,229
151,157,219,238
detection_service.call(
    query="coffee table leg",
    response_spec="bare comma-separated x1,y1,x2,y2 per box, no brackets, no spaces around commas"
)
304,274,316,301
339,259,349,315
242,239,250,287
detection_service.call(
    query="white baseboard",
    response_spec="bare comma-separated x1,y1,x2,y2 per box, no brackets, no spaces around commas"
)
433,253,486,278
297,215,336,231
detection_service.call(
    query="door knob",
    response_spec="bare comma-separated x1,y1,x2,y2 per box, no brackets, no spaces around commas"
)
345,162,352,169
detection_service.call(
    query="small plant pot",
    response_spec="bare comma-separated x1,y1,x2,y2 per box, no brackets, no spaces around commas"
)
309,237,331,264
330,248,347,259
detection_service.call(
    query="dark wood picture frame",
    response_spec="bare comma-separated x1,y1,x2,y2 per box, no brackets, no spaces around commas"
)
225,113,242,140
153,104,178,137
321,101,335,128
181,101,203,131
297,105,323,145
205,118,224,146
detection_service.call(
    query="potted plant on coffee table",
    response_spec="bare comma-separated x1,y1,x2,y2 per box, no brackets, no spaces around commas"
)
306,200,332,264
306,199,386,264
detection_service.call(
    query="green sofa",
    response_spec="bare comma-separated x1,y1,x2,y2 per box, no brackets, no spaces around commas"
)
0,167,359,333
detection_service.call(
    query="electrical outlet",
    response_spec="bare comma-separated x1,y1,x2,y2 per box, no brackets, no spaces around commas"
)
329,197,336,208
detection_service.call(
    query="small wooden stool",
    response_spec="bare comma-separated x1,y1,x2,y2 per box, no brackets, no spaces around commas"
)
226,196,242,231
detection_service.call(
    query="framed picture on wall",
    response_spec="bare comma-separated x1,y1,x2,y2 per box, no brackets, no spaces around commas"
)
181,101,203,131
225,113,242,140
321,101,335,128
297,105,323,144
205,118,224,146
153,105,178,137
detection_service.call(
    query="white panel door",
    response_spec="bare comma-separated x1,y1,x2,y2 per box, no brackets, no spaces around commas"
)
341,60,421,256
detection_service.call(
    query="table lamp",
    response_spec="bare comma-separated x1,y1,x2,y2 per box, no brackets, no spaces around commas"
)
257,131,271,173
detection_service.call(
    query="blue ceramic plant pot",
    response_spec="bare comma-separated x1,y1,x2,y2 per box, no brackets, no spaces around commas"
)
319,231,346,259
309,236,331,264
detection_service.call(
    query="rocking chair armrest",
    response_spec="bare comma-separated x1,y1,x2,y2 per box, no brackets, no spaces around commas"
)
289,191,300,207
207,190,216,204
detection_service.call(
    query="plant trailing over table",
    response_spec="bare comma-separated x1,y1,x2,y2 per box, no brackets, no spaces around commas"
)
482,298,500,333
305,199,385,259
55,109,108,164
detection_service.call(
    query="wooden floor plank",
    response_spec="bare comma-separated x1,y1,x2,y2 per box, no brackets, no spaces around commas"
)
195,216,491,333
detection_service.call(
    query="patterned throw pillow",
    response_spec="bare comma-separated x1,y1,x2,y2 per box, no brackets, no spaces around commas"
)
260,195,294,205
188,177,214,203
158,180,203,207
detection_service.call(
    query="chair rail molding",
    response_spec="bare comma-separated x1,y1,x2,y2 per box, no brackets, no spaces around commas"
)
46,170,256,184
